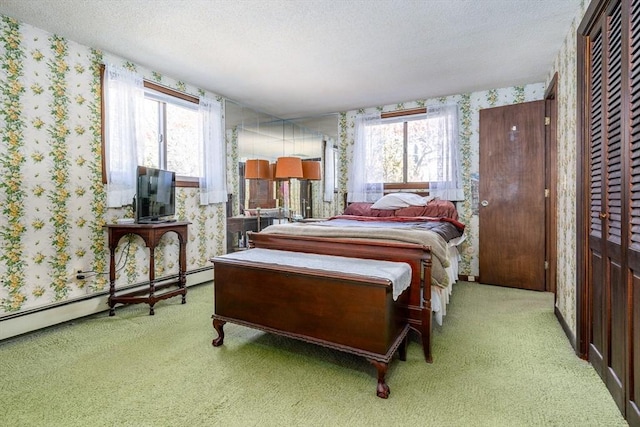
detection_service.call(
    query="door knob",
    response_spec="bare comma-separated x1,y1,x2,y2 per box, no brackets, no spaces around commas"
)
481,200,489,207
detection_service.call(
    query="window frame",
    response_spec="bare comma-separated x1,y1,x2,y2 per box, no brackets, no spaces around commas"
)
378,107,430,189
100,65,200,188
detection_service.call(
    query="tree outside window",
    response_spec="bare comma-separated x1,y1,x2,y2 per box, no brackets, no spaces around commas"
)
141,87,200,180
369,113,451,184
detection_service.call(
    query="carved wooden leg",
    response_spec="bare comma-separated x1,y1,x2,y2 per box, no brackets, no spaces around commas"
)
149,304,155,316
368,359,390,399
180,271,187,304
212,317,226,347
422,306,433,363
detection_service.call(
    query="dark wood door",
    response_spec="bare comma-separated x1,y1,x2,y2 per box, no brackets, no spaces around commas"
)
583,2,627,412
578,0,640,423
479,101,546,291
630,1,640,419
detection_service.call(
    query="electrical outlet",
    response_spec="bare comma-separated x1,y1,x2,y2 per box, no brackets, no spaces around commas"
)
467,275,475,282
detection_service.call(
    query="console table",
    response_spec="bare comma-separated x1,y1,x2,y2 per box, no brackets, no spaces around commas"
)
104,221,190,316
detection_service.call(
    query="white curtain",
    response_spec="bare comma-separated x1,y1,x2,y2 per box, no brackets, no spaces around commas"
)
103,64,144,208
199,96,227,205
348,112,382,202
323,139,335,202
426,105,464,201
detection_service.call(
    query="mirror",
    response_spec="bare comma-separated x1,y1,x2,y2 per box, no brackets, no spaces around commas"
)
226,101,337,161
225,99,339,218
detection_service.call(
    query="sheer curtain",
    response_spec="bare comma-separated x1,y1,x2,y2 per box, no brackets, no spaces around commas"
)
103,64,144,208
426,105,464,201
348,112,382,202
198,96,227,205
323,139,335,202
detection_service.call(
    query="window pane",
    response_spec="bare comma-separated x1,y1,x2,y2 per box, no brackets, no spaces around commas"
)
166,103,199,177
141,99,160,168
407,117,442,182
370,122,403,183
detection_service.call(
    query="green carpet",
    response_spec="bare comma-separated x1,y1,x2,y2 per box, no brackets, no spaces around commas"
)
0,281,627,426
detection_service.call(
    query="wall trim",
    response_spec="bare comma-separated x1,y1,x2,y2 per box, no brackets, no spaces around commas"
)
0,268,214,341
554,305,577,355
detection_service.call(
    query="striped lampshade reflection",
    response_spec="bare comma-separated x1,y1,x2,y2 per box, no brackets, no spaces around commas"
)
245,159,270,179
302,160,321,180
275,157,303,179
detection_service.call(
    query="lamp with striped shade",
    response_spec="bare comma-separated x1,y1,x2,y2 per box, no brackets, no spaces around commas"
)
275,156,303,179
302,160,321,180
244,159,270,179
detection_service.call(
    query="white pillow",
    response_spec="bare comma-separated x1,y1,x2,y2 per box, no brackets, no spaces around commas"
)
371,192,427,210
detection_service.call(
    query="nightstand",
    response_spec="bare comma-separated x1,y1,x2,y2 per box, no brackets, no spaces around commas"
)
226,216,272,252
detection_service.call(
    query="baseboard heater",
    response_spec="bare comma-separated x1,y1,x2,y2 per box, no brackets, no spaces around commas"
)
0,267,213,341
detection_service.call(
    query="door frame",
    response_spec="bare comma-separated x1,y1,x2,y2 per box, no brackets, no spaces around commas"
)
545,73,559,295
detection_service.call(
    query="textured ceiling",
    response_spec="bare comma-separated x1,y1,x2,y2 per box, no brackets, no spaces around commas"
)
1,0,581,122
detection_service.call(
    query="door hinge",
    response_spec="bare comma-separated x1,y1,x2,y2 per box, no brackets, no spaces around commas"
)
545,188,549,198
545,116,551,126
544,261,549,270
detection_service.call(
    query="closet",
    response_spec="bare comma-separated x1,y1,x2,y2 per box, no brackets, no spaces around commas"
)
578,0,640,424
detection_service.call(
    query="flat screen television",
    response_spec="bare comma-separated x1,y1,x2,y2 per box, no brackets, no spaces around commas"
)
135,166,176,223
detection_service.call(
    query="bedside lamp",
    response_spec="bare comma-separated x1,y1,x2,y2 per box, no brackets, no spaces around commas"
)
275,156,303,179
302,160,321,180
245,159,270,179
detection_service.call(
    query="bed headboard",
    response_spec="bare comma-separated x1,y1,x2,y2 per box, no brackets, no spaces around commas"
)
343,183,430,206
342,182,459,220
382,183,430,197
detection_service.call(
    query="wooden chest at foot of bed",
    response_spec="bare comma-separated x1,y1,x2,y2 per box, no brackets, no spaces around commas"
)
210,253,410,398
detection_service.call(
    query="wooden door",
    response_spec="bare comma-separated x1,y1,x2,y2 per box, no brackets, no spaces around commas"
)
629,1,640,420
583,1,627,412
479,101,546,291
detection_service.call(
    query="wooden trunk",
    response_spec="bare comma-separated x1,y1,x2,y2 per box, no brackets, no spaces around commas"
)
211,256,410,398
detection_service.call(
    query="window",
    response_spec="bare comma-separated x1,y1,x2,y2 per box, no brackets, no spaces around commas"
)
350,106,462,202
371,108,456,184
101,65,226,205
141,83,200,184
323,140,338,191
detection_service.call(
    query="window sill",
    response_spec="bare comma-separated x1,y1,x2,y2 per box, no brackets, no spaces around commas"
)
177,176,200,188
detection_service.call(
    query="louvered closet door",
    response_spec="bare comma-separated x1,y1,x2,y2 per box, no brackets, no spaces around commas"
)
587,0,627,411
606,1,627,409
628,0,640,422
588,22,606,379
581,0,640,423
589,23,606,377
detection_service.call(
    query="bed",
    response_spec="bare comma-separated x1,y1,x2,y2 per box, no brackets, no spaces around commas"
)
248,191,465,363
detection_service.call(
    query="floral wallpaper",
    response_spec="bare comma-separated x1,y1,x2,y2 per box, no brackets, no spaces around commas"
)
1,4,587,337
546,0,588,339
339,85,546,277
0,17,227,315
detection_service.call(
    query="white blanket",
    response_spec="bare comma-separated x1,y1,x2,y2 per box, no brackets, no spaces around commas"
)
216,248,411,301
259,222,451,288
